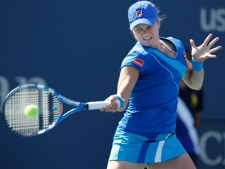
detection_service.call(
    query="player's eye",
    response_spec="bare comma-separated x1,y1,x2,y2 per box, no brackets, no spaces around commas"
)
147,26,153,30
134,27,142,32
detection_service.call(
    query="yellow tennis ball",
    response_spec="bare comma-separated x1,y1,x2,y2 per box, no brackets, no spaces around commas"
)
24,105,39,118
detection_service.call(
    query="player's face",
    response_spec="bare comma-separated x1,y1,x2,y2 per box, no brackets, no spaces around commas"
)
132,21,160,47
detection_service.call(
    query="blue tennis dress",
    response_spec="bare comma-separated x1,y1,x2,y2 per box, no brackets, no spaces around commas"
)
109,37,188,163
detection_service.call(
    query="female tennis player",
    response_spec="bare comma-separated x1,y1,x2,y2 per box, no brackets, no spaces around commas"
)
101,1,222,169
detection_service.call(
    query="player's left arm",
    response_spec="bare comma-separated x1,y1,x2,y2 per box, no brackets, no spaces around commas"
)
183,34,222,90
182,59,204,90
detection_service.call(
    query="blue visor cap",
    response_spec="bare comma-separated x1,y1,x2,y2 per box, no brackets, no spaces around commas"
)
128,1,158,30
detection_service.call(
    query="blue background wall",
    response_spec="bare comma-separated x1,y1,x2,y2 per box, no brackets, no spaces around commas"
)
0,0,224,168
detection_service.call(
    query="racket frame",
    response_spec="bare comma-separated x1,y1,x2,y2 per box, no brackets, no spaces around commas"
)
2,84,123,137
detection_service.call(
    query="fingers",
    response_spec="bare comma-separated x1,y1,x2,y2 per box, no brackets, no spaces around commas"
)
191,34,219,49
210,46,222,54
202,33,213,46
207,54,217,58
100,95,120,113
191,33,222,61
208,37,220,48
207,34,222,57
190,39,196,48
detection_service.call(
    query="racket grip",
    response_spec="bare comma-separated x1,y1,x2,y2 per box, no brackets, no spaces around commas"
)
87,100,122,110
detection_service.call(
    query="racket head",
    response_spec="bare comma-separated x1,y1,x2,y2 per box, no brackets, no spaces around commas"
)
2,84,63,137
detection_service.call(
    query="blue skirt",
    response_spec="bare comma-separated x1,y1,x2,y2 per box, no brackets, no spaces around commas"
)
108,128,186,163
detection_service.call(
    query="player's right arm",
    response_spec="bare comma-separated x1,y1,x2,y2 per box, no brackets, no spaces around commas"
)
100,66,140,112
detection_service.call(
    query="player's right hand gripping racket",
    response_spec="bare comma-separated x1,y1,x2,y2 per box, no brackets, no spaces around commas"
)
2,84,124,137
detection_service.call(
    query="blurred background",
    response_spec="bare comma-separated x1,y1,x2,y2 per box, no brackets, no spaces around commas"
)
0,0,224,168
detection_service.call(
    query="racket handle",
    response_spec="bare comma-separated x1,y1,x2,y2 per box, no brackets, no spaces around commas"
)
87,100,122,110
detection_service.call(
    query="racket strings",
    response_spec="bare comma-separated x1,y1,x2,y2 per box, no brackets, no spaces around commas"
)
5,88,40,135
4,87,62,136
40,91,62,128
52,96,62,121
42,90,50,129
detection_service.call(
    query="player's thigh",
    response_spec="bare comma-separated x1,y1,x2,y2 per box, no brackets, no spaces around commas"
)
107,160,146,169
146,153,196,169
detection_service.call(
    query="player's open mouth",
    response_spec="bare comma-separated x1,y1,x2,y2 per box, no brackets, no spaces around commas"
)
143,37,151,40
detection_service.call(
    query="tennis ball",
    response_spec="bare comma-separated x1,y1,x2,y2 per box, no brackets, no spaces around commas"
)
24,105,39,118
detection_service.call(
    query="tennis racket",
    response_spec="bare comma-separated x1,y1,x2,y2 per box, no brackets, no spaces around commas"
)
2,84,124,137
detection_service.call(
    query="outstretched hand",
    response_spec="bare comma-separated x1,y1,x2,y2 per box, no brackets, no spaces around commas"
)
190,34,222,62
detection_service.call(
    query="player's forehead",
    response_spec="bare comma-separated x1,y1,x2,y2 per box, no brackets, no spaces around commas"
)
134,24,153,29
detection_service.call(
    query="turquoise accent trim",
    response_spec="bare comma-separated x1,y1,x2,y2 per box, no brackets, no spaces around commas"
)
192,57,203,72
117,95,125,109
109,129,186,163
148,49,187,75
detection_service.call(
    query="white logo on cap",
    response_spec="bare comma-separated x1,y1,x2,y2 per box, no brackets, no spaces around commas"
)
136,10,142,17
